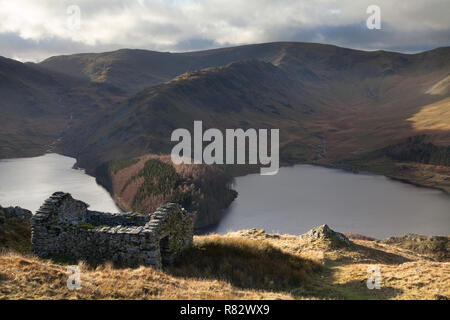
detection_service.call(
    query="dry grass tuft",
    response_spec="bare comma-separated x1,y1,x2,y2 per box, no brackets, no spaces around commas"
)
168,234,320,291
0,217,31,254
0,230,449,300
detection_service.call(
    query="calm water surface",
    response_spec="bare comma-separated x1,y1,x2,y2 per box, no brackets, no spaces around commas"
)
0,153,119,213
1,155,448,238
211,165,450,238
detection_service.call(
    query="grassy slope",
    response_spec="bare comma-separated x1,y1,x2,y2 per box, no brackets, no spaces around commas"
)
0,219,31,255
407,97,450,131
0,229,448,300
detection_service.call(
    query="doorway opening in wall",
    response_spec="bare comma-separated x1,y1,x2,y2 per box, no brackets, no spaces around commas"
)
160,235,171,265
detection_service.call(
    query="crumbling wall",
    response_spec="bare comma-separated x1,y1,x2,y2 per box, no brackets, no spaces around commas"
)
31,192,194,268
86,211,151,227
144,203,194,265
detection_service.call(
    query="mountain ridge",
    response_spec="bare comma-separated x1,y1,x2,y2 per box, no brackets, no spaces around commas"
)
0,42,449,225
54,44,449,172
38,42,450,95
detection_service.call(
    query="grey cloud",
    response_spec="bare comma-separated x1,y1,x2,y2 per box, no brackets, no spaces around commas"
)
172,38,220,52
0,32,123,62
0,0,449,62
263,22,450,53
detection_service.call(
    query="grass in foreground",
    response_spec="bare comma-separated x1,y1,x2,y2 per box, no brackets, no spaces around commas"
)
0,230,449,300
0,217,31,254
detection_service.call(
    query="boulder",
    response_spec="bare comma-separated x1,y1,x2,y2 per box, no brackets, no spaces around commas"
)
299,224,350,245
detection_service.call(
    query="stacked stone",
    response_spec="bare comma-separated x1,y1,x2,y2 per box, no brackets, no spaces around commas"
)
143,203,194,266
87,211,151,227
31,193,194,268
52,224,150,267
31,192,72,256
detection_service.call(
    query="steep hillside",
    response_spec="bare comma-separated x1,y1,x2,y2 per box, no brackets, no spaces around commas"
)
39,49,199,95
0,56,126,158
65,58,324,171
62,44,450,179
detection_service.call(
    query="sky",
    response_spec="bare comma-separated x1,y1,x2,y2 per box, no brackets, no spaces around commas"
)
0,0,449,62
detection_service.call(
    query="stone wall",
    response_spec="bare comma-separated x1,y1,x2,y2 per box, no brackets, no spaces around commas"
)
31,192,194,268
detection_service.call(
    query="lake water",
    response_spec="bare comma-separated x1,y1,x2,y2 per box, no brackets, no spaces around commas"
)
0,153,119,213
1,155,448,238
211,165,450,238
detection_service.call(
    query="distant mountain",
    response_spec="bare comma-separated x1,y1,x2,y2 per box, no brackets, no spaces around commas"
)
0,55,130,158
2,41,449,228
38,42,450,94
1,42,449,185
39,49,196,95
50,43,449,173
39,43,318,94
66,59,315,168
39,43,309,94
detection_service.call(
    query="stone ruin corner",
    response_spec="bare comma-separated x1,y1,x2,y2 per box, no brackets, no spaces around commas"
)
31,192,194,268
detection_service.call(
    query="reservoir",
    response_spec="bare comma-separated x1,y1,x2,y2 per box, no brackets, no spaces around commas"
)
0,153,119,213
211,165,450,238
0,155,448,238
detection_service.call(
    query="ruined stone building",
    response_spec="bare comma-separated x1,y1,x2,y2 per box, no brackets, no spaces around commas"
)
31,192,194,268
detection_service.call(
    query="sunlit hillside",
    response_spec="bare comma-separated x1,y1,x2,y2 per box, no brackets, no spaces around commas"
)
1,227,448,300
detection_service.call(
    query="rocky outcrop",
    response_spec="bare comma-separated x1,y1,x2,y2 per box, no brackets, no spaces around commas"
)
382,234,449,262
299,224,350,245
0,205,32,224
0,205,32,253
31,192,194,268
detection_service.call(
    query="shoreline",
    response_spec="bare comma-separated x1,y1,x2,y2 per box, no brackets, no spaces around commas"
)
2,147,448,196
317,162,450,195
1,151,448,226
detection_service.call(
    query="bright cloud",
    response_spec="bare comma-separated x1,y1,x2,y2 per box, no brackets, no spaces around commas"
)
0,0,448,62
